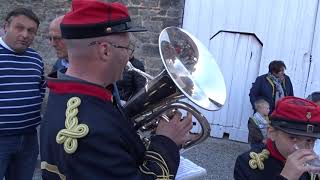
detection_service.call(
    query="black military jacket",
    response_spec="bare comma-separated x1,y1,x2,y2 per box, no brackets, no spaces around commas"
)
234,141,318,180
40,74,179,180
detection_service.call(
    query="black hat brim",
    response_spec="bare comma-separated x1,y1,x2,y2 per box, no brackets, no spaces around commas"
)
61,22,147,39
274,126,320,138
120,26,147,33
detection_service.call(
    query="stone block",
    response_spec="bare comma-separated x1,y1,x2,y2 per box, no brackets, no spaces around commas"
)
143,21,163,33
142,44,160,58
159,0,170,8
167,10,183,17
151,16,166,22
128,7,139,16
141,0,160,8
163,17,182,29
130,0,141,6
158,10,167,16
171,0,185,8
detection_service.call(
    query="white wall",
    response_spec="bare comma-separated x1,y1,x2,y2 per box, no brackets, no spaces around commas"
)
183,0,320,142
306,0,320,96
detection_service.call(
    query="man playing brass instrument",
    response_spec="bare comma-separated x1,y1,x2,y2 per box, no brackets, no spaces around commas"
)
234,97,320,180
40,1,193,179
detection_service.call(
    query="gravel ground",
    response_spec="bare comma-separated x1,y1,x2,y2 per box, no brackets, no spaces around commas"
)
33,137,250,180
182,137,250,180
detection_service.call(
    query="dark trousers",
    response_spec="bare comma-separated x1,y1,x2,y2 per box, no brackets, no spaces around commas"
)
0,131,39,180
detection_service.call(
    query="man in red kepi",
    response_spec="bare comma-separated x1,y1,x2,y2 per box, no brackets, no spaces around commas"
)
40,0,193,179
234,96,320,180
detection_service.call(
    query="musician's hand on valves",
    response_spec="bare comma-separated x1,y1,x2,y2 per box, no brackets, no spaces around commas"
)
156,111,193,147
280,149,320,180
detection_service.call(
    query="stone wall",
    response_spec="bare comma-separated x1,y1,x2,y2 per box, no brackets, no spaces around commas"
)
0,0,185,76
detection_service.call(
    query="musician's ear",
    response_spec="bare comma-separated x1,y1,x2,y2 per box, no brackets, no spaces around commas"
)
267,126,276,141
97,42,110,61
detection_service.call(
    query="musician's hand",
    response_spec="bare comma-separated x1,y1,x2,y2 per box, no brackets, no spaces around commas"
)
156,111,193,146
280,149,320,180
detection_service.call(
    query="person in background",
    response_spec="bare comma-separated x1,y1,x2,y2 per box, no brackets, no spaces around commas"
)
307,91,320,105
0,7,45,180
249,60,294,113
116,48,146,101
235,96,320,180
307,91,320,162
248,98,270,148
49,15,69,73
40,1,193,179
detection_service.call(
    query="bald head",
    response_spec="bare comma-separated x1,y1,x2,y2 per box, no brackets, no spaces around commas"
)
49,15,68,59
49,16,64,34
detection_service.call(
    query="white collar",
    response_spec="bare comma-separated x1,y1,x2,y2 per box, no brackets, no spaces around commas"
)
0,37,15,52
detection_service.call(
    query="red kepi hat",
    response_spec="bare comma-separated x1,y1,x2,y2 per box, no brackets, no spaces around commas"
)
270,96,320,138
61,0,146,39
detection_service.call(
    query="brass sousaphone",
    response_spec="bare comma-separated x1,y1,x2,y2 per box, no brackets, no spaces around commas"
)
124,27,226,151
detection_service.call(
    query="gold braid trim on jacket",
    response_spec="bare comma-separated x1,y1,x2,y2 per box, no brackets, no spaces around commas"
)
56,97,89,154
139,151,174,180
249,149,270,170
